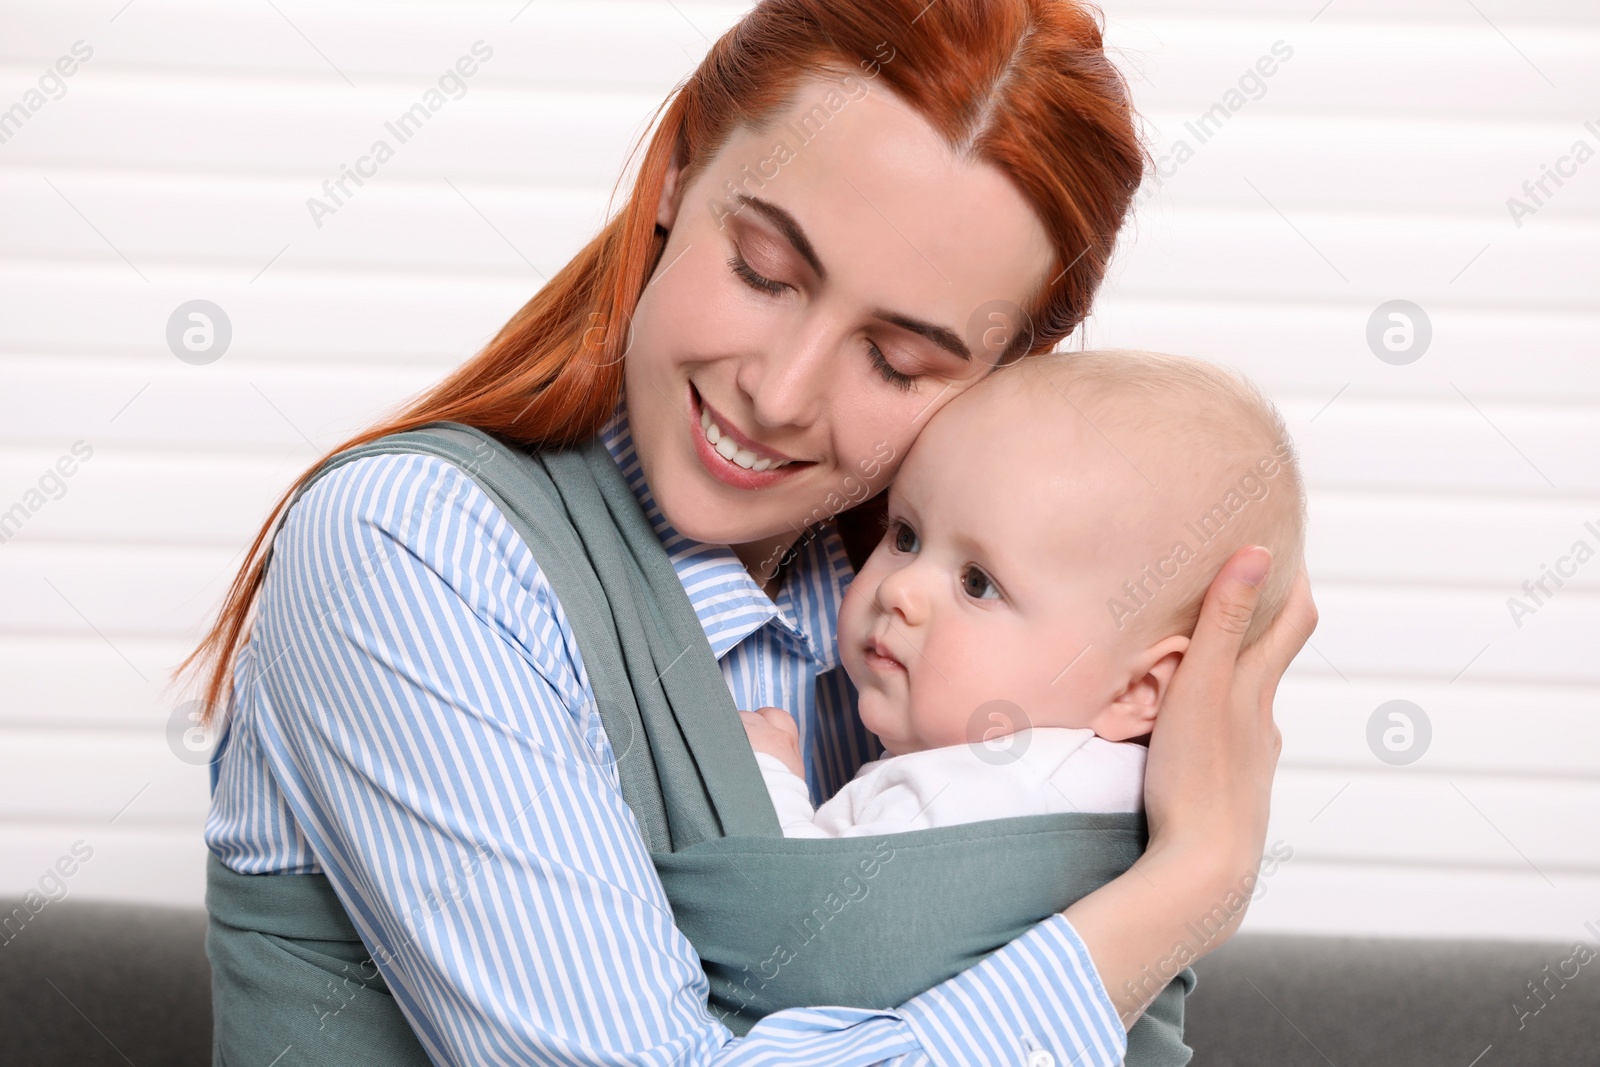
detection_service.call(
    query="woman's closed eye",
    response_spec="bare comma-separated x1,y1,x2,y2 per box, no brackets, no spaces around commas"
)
961,564,1001,601
868,341,918,390
728,253,790,296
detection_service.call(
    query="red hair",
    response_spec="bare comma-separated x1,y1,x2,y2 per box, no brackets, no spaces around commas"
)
183,0,1145,721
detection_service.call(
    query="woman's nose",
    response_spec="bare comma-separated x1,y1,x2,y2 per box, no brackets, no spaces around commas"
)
735,322,833,430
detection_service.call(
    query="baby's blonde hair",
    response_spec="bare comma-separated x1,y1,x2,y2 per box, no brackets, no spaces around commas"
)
1014,348,1306,650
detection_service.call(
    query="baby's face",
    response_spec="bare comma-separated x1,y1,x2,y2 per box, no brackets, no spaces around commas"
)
838,373,1189,757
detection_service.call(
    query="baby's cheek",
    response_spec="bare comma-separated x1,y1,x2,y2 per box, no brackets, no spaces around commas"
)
925,636,1021,745
909,659,982,748
838,580,866,629
836,591,865,665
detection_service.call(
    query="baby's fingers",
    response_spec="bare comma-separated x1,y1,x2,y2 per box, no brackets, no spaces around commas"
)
754,706,799,738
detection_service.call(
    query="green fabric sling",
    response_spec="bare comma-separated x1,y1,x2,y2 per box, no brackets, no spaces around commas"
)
207,423,1193,1065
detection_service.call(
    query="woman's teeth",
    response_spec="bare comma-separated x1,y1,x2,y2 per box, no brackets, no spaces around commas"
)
700,409,790,472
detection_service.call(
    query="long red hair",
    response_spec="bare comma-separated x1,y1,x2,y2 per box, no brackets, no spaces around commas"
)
183,0,1145,721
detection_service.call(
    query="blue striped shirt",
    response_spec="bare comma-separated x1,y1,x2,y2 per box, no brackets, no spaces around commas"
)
206,407,1127,1066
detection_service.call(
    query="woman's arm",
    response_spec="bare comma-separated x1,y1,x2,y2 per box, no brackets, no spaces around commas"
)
248,453,1129,1067
1065,545,1317,1027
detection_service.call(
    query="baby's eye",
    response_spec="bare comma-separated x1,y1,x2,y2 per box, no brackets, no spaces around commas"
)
888,519,919,554
961,565,1000,600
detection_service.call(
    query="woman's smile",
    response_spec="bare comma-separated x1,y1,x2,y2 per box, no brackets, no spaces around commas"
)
687,381,813,490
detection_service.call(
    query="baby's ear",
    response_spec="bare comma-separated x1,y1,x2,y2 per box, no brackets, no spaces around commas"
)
1087,634,1189,741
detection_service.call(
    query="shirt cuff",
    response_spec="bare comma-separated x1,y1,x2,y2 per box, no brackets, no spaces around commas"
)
896,913,1126,1067
754,752,813,802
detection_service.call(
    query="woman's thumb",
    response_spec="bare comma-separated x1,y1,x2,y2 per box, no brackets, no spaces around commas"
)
1206,545,1272,643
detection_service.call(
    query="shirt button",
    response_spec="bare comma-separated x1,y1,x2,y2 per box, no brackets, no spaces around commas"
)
1026,1051,1056,1067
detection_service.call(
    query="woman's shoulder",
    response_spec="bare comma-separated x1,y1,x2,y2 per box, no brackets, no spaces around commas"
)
269,451,566,639
282,450,520,559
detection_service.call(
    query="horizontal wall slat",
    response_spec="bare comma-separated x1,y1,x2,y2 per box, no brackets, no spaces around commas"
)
1103,210,1600,310
0,0,741,91
1280,398,1600,496
1130,112,1600,218
1267,768,1600,871
0,636,193,730
0,265,526,362
0,823,208,908
0,450,297,547
0,729,208,825
1274,675,1600,778
0,355,446,450
1239,860,1600,942
1106,0,1600,20
0,170,612,278
5,8,1598,119
1299,583,1599,686
1087,298,1600,403
0,76,659,185
1106,20,1600,120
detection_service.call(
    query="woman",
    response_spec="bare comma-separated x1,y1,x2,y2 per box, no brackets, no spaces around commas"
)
188,1,1316,1064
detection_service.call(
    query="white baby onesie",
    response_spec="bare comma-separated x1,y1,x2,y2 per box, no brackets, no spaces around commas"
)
755,726,1145,839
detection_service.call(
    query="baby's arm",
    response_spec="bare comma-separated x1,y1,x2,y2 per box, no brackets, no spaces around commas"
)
740,708,835,838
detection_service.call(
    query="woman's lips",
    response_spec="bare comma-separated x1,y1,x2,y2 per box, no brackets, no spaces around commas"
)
687,384,810,491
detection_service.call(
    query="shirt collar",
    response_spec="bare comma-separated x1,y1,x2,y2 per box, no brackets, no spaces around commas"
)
599,399,851,670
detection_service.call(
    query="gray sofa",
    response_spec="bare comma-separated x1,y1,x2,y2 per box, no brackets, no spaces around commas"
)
2,901,1594,1064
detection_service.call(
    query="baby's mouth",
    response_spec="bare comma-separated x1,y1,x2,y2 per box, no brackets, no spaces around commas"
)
863,634,906,672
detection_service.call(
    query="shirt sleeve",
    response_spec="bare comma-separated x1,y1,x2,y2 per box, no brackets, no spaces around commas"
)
753,751,835,839
246,452,1128,1067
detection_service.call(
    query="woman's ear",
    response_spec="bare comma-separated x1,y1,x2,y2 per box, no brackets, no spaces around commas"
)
656,151,687,232
1087,634,1190,741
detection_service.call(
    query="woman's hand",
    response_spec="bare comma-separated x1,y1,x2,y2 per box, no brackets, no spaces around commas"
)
741,706,806,779
1064,545,1317,1027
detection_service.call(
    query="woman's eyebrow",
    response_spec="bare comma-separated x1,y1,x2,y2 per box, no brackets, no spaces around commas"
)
736,195,826,280
735,194,971,362
871,310,972,362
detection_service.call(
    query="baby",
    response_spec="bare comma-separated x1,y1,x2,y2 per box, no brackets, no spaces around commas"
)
742,349,1306,837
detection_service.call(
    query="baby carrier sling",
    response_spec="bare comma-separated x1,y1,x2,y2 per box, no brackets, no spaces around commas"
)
206,424,1194,1065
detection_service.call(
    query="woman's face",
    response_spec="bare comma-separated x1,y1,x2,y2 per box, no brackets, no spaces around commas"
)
624,71,1054,561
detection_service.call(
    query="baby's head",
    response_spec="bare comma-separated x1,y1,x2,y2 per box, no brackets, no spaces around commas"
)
838,349,1305,757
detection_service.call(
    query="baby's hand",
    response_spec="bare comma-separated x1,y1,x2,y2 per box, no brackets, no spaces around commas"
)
740,706,805,779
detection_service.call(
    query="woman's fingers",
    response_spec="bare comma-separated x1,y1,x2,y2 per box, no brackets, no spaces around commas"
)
1143,546,1275,853
1240,563,1319,704
1165,545,1271,717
